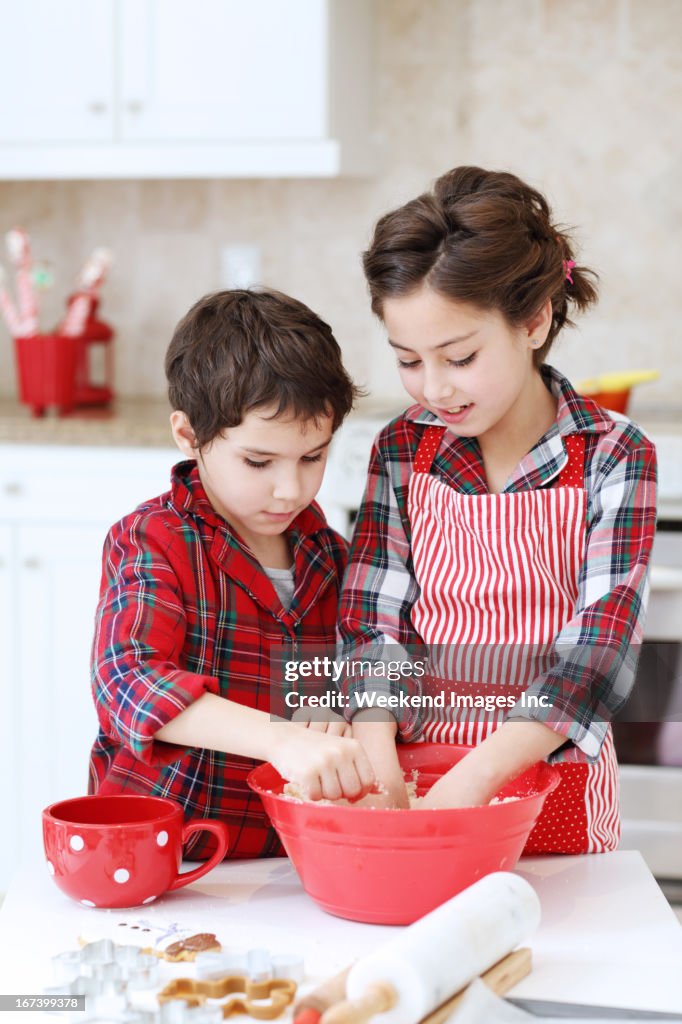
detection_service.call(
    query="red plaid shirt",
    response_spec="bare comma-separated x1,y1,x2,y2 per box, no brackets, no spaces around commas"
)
338,367,658,761
90,460,347,860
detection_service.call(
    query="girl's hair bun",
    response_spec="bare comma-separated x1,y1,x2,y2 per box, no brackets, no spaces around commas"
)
364,165,598,362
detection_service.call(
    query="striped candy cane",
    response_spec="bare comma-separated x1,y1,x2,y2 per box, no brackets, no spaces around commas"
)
0,265,23,336
6,228,39,335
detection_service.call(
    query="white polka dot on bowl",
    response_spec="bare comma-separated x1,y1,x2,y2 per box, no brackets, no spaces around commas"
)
156,831,168,847
143,895,157,905
69,835,84,852
80,899,95,907
113,868,130,884
46,860,55,876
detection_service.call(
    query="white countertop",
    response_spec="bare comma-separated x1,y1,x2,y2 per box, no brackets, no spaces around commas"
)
0,852,681,1018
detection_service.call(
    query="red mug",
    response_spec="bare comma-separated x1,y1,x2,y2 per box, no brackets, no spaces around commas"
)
42,795,229,909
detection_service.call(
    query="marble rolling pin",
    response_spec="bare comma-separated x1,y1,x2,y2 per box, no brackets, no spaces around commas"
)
322,873,540,1024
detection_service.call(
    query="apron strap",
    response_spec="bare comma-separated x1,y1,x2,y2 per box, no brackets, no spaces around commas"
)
556,434,586,487
413,426,586,486
414,426,446,473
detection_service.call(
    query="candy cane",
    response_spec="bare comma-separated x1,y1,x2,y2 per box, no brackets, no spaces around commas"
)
0,265,23,336
6,228,39,335
60,293,92,337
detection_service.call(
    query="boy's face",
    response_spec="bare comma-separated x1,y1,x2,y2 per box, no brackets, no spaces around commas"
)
171,405,334,550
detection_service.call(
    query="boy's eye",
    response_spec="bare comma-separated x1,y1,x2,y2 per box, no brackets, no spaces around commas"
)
302,453,324,464
244,458,270,469
447,353,477,368
397,359,420,369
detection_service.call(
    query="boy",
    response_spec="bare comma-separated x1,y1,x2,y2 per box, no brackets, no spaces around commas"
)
89,289,374,859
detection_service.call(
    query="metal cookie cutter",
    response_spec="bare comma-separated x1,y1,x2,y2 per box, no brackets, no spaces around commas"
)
158,975,298,1019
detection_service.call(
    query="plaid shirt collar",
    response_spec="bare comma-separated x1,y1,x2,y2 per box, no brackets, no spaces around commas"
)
403,365,615,493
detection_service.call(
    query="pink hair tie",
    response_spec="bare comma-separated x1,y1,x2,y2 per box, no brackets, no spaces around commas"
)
563,259,576,284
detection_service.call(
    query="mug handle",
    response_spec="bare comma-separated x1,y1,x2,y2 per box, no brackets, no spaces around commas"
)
168,818,230,890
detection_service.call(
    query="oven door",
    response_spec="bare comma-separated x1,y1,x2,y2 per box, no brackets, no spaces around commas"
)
614,523,682,879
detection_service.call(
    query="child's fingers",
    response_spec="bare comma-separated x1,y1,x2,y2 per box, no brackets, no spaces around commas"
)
334,760,367,800
354,745,376,794
325,720,352,737
319,766,344,802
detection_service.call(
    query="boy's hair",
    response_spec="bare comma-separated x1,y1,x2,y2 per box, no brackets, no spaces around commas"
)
166,289,361,448
363,166,599,366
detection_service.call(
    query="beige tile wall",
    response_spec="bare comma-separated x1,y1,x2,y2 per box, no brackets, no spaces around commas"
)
0,0,679,414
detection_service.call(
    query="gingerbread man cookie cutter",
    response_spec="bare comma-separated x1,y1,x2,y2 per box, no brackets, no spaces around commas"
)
158,974,297,1019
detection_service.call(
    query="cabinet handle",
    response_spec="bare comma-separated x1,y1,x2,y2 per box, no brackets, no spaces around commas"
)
3,482,22,496
127,101,144,114
23,557,42,570
88,101,108,115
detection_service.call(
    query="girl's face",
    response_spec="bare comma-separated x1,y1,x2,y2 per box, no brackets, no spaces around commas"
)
382,284,550,441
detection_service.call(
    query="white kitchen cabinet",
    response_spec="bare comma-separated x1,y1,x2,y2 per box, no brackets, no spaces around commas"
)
0,1,114,143
0,444,179,892
0,0,375,179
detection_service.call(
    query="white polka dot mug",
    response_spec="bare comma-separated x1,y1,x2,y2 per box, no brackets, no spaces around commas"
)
42,795,229,909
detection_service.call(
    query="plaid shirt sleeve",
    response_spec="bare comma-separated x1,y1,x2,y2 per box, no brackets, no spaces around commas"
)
507,438,658,761
91,510,221,767
337,431,425,740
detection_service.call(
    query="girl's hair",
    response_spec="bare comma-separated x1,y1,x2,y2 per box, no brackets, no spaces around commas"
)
363,166,598,365
166,289,361,449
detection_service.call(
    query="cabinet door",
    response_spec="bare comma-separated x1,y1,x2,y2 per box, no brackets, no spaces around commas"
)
0,524,18,891
119,0,327,141
15,523,107,869
0,1,114,142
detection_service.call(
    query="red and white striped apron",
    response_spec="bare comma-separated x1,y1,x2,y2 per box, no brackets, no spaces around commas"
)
407,427,619,853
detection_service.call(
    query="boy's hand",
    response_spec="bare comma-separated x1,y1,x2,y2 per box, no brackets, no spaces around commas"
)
351,709,410,809
290,706,352,737
270,725,374,802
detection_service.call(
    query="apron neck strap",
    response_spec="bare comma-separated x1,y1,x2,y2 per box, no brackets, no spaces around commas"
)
556,434,586,487
414,426,586,487
414,426,446,473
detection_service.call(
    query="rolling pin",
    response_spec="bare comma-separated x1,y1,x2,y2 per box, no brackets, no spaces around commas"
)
322,873,540,1024
293,966,352,1024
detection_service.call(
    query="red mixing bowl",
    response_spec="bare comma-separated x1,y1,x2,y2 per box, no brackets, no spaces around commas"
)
248,744,560,925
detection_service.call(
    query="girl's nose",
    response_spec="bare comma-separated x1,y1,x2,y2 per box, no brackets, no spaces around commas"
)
422,368,455,406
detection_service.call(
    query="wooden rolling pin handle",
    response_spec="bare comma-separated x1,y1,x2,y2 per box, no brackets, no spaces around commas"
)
322,982,398,1024
293,966,352,1021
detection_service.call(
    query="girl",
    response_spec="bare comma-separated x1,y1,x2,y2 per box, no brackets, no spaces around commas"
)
339,166,657,853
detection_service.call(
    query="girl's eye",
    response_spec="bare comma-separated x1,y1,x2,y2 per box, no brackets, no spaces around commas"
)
244,458,270,470
447,353,477,368
302,453,324,464
397,359,420,369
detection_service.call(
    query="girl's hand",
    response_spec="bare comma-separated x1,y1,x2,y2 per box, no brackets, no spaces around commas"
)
351,709,411,809
420,761,499,809
290,706,352,737
421,720,565,809
270,725,375,802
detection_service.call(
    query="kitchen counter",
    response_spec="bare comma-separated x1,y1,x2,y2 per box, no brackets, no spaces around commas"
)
0,398,174,447
1,852,681,1017
0,398,405,449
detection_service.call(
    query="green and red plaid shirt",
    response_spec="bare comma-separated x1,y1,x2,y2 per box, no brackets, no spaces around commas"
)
338,366,658,762
90,460,347,859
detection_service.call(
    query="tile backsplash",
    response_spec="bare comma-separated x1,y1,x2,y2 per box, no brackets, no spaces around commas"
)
0,0,679,415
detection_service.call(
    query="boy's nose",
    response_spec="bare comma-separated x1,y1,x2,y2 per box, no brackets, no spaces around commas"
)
272,472,302,503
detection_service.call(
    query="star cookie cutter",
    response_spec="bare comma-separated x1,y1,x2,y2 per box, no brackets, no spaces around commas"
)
158,974,297,1019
